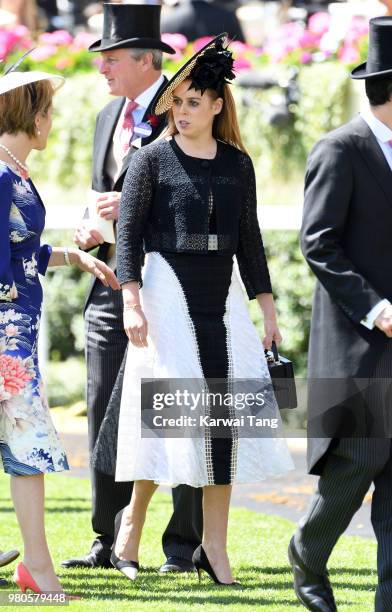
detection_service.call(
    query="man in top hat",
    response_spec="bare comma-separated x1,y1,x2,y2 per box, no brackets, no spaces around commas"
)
288,16,392,612
62,2,203,572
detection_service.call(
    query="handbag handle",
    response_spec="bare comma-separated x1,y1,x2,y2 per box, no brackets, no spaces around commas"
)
265,340,280,363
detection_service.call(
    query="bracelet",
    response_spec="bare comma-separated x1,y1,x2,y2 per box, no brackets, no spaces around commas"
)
63,248,72,266
123,303,142,311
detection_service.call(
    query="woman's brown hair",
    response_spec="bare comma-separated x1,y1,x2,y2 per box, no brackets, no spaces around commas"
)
0,79,54,137
162,82,249,154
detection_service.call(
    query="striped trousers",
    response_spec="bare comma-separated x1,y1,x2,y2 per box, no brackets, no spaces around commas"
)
294,438,392,611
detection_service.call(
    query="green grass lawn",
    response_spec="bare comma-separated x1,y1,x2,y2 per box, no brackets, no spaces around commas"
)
0,475,377,610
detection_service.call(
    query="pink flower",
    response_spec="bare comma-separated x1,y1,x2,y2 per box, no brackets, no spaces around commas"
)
5,325,18,337
339,44,360,64
300,52,312,64
308,12,331,36
264,42,288,63
0,30,20,60
279,22,304,41
264,22,308,61
345,19,369,46
72,31,96,50
18,37,34,50
229,41,252,54
161,32,188,51
15,25,28,36
349,16,369,36
30,45,57,61
193,36,214,52
0,355,31,401
39,29,73,46
299,30,319,49
55,57,72,70
233,57,252,71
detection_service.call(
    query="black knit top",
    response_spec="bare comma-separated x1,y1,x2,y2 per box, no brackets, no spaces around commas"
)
117,138,272,299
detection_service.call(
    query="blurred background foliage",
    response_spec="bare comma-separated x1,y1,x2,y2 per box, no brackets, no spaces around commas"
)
30,62,352,204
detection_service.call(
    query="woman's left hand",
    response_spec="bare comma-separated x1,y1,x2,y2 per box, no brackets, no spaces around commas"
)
262,319,282,350
72,251,120,290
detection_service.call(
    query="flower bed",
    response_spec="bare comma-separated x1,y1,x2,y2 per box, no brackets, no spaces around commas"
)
0,13,364,197
0,13,369,75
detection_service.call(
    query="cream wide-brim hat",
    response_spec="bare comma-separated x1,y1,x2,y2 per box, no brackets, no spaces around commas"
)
0,70,65,96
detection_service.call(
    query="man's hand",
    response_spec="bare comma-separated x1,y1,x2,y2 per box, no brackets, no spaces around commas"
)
73,224,104,251
96,191,121,220
375,305,392,338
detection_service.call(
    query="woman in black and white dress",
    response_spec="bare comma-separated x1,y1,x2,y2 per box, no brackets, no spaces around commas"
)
106,34,294,585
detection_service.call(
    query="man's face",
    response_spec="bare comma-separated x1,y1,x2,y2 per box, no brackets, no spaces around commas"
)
99,48,144,98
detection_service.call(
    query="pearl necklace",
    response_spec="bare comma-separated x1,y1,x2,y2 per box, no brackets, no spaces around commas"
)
0,144,29,179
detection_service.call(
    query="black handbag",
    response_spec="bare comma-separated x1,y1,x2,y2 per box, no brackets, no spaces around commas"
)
265,341,297,409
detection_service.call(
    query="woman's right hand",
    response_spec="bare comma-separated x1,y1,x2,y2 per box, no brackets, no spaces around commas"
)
123,306,148,347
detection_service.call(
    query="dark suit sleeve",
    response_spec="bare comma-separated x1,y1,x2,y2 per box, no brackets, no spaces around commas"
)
301,137,383,324
116,147,153,286
236,153,272,300
92,113,99,179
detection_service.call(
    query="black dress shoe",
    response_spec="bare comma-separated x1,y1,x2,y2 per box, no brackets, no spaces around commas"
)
288,537,337,612
159,556,195,573
61,540,113,569
0,577,8,587
0,550,20,568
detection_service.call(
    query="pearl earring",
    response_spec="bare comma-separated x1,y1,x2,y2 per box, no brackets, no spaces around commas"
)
37,129,41,135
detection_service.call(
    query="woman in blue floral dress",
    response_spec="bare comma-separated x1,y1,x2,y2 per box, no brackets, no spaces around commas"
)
0,69,119,595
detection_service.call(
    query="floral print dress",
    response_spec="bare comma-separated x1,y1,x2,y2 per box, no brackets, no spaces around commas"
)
0,162,69,475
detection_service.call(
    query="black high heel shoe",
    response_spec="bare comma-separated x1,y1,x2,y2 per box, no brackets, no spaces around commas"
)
110,508,139,580
192,545,240,586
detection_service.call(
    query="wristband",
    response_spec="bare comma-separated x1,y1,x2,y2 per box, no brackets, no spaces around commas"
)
64,248,72,266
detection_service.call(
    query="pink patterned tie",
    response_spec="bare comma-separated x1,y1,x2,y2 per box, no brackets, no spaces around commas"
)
121,100,138,154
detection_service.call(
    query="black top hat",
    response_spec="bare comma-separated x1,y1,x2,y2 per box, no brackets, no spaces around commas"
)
89,3,175,54
351,17,392,79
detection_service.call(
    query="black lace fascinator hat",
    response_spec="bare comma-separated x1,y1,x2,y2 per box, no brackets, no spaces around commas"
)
152,33,235,115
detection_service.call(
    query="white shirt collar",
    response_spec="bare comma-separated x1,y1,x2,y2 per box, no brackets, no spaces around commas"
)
361,108,392,143
132,74,165,113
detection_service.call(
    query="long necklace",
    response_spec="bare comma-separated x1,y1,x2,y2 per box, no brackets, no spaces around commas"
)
0,143,29,179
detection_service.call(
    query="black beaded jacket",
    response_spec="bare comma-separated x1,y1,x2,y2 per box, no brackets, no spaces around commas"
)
117,138,272,299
